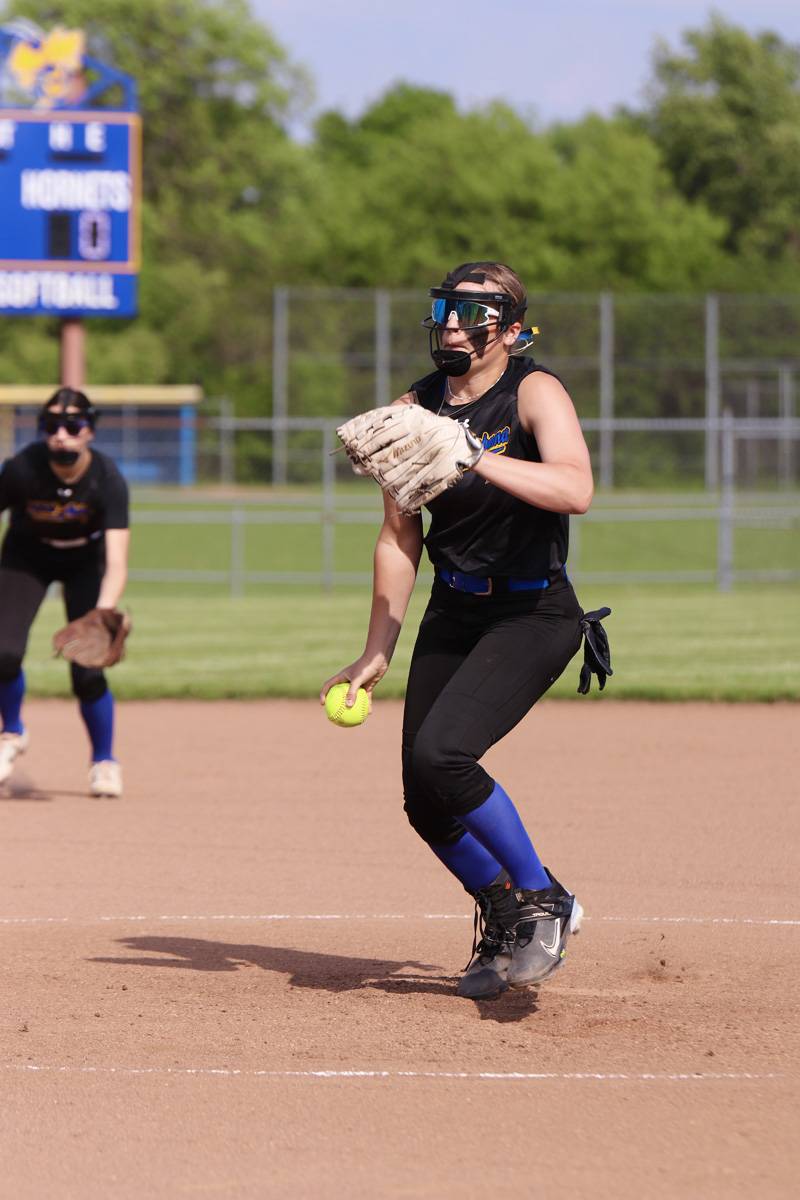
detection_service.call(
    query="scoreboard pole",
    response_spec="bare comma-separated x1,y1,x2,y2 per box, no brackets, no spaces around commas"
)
60,318,86,388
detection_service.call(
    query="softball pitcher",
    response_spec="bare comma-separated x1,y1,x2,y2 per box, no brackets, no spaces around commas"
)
0,388,130,798
323,261,611,1000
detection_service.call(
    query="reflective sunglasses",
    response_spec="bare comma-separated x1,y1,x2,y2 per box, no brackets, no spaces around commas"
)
430,298,501,329
39,413,91,436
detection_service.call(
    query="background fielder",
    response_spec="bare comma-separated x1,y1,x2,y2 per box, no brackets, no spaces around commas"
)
0,387,130,798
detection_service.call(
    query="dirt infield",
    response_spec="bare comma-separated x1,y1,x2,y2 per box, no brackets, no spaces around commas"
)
1,698,798,1199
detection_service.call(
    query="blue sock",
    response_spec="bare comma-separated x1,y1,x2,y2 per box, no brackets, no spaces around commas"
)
0,670,25,734
79,691,115,762
458,780,551,891
430,832,503,893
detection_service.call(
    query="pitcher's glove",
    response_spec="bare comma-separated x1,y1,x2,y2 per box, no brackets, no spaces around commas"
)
336,404,484,513
577,607,613,694
53,608,132,669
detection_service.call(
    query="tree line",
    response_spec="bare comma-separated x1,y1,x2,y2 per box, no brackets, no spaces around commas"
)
1,0,799,414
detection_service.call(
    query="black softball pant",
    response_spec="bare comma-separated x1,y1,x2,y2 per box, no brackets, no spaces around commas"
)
0,536,108,703
402,577,583,846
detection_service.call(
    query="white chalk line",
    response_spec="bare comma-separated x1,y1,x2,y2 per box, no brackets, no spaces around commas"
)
1,1063,783,1083
0,913,798,927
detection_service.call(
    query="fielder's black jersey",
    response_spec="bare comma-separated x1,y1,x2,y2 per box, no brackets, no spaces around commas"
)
409,357,569,577
0,442,129,546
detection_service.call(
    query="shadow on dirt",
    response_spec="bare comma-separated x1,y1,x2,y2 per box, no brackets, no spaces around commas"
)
474,988,540,1023
91,935,543,1021
1,788,105,802
91,935,452,996
0,786,53,802
1,773,94,802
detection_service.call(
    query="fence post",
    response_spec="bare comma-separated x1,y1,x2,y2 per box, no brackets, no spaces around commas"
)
121,403,135,475
272,286,289,486
599,291,614,489
230,508,245,598
0,406,13,461
778,365,795,488
375,289,391,408
705,293,720,491
717,409,734,592
219,396,234,486
569,514,581,578
179,403,196,486
321,423,336,591
744,379,759,485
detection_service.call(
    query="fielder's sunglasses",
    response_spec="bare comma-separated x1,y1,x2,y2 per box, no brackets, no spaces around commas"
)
39,413,92,436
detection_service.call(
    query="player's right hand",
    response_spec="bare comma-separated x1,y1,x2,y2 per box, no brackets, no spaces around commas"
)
319,653,389,709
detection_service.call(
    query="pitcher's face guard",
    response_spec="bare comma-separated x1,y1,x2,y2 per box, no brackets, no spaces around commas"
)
422,287,537,375
425,289,518,332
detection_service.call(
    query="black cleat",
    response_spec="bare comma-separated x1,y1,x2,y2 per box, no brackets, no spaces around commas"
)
457,872,518,1000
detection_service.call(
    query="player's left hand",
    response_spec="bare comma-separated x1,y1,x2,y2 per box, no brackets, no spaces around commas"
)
53,607,132,669
336,405,484,513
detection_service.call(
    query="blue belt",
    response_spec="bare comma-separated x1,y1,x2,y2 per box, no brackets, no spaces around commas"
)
436,567,555,595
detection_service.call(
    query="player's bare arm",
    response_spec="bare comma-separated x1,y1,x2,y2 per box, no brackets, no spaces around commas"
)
471,371,594,514
319,491,422,706
97,528,130,609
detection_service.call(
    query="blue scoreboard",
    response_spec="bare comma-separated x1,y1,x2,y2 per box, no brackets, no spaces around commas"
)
0,109,141,317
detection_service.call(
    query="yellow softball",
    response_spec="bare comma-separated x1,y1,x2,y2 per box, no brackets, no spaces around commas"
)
325,683,370,727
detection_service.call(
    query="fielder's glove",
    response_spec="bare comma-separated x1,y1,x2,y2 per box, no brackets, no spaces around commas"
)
336,404,484,514
53,607,132,669
577,607,613,694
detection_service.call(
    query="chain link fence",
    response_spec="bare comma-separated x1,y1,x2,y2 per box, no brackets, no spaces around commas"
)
249,288,799,492
128,413,800,593
2,291,798,590
187,286,800,591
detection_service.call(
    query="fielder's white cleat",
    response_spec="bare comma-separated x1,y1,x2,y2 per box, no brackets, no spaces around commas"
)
0,730,29,785
89,759,123,798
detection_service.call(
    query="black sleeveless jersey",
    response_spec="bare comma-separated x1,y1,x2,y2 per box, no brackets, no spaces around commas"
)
409,357,569,578
0,442,129,545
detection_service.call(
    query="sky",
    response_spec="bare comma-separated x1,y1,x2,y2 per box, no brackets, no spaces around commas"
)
252,0,800,133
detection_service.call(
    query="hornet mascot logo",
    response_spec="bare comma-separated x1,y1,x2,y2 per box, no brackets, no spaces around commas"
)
1,20,86,108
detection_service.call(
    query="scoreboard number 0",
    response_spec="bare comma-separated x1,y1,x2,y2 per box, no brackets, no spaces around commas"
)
78,210,111,260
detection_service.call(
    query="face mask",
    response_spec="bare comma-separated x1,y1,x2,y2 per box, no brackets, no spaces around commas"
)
48,448,81,466
424,284,520,374
430,346,474,376
429,322,498,375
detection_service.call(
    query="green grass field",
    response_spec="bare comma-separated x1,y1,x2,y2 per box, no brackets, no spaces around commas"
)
14,488,800,702
128,489,800,580
24,582,800,702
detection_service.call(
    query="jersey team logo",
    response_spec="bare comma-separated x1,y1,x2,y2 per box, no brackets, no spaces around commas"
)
27,498,90,524
481,425,511,455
